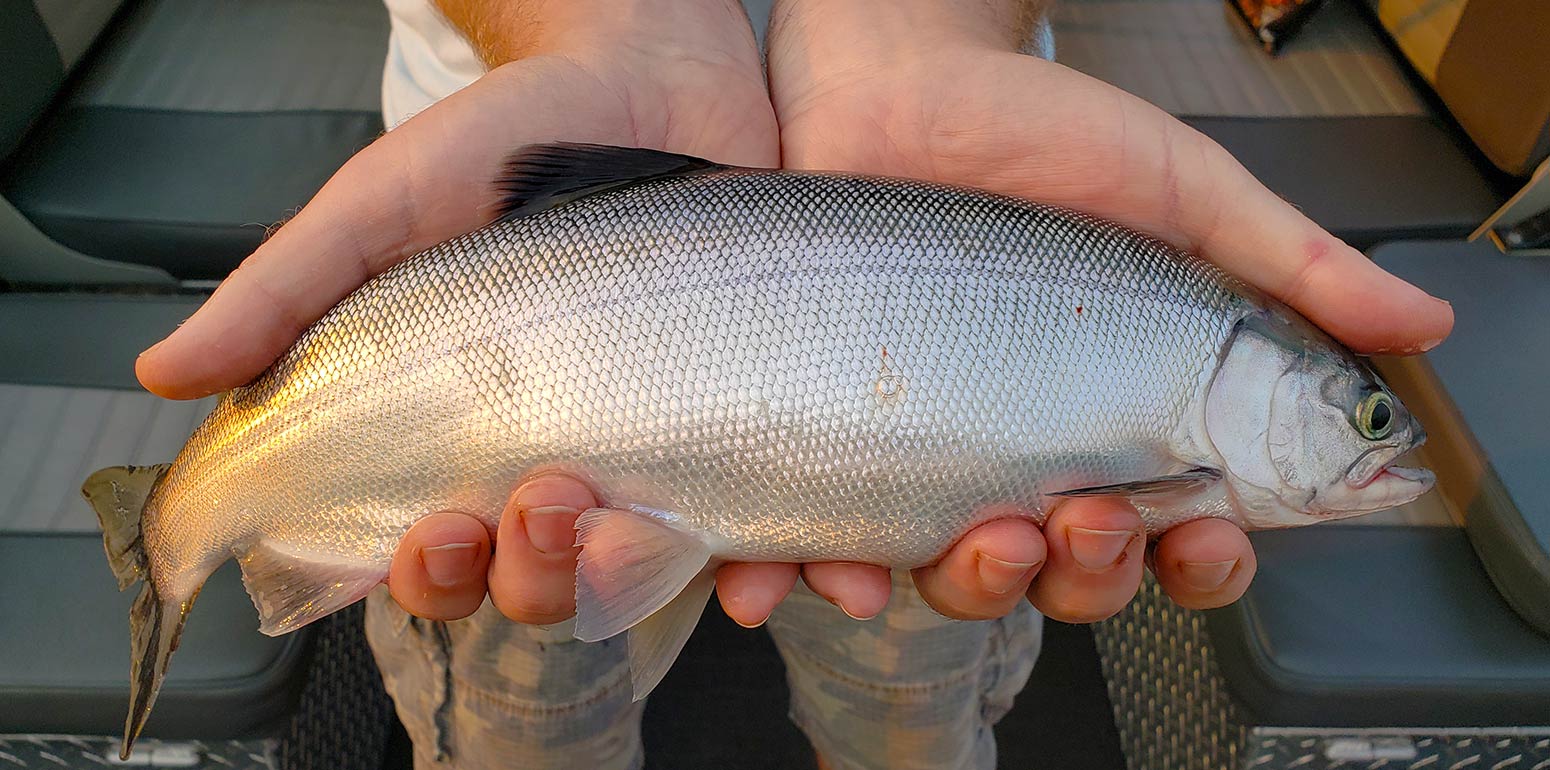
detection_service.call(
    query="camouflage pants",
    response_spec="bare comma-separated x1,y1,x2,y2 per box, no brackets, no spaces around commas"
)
365,573,1042,770
367,15,1056,767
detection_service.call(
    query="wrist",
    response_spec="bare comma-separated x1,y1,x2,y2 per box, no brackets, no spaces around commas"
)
770,0,1046,61
439,0,760,72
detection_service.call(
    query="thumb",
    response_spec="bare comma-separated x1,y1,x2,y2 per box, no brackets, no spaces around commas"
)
134,58,636,400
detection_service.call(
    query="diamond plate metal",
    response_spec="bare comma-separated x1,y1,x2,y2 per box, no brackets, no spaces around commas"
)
1092,575,1251,770
1091,577,1550,770
1245,729,1550,769
0,736,274,769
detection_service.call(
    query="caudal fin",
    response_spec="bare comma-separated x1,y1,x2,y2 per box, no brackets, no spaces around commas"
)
83,465,170,589
82,464,188,760
123,581,197,759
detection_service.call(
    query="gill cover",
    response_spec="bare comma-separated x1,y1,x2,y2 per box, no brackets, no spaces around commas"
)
1204,314,1296,511
1204,309,1432,525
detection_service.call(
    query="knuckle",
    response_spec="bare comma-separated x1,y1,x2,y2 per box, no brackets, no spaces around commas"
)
491,588,574,625
921,585,1008,621
1030,590,1125,624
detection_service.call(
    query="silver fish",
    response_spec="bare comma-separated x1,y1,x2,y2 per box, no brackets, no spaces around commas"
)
83,144,1432,757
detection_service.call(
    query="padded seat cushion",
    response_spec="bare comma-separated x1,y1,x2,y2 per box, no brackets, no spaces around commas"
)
1371,239,1550,636
0,292,307,737
0,534,308,737
1209,526,1550,726
1184,116,1503,248
2,0,389,280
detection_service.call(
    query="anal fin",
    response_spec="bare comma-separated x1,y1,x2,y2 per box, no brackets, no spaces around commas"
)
573,507,712,642
237,540,385,636
627,569,715,700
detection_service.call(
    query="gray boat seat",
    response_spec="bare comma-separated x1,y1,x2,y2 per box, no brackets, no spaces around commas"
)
1147,239,1550,752
1049,0,1505,248
0,292,316,740
1210,526,1550,726
1,0,389,281
1095,239,1550,767
1371,239,1550,636
0,535,308,737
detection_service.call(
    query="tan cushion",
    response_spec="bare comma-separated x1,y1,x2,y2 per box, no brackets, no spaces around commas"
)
1434,0,1550,176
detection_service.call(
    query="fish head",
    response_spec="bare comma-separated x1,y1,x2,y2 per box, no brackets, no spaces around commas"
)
1204,309,1434,528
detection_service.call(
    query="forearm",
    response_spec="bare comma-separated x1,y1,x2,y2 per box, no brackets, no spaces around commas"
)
435,0,757,69
770,0,1051,57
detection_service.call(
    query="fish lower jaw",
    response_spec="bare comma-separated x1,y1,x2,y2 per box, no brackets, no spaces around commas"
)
1321,466,1437,516
1346,461,1431,490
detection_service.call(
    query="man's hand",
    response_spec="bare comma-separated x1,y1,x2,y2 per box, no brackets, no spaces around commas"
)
763,0,1452,622
134,0,822,624
128,0,1027,631
137,0,1451,631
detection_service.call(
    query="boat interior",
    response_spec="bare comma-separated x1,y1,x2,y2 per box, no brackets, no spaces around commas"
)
0,1,1546,768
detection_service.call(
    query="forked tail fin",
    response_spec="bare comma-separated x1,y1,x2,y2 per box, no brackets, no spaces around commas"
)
82,464,189,760
83,464,169,590
123,581,198,759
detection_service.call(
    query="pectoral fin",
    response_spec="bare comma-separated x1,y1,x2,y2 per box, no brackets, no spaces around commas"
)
572,506,714,700
1050,467,1222,500
237,540,385,636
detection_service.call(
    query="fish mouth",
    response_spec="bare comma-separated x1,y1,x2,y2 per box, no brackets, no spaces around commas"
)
1331,438,1435,513
1344,426,1428,488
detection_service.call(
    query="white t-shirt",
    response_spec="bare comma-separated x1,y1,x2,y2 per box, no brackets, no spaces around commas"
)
381,0,485,129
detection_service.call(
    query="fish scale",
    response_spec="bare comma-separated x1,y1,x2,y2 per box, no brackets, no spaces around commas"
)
174,170,1232,566
81,144,1431,758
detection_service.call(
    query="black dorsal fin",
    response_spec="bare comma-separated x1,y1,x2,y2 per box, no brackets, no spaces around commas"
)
492,143,728,223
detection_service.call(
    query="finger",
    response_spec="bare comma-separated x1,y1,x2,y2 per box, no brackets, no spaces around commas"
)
716,562,800,628
906,58,1453,355
1150,518,1257,610
389,512,493,620
133,60,640,400
912,515,1046,620
1026,497,1145,623
801,562,892,620
486,472,596,625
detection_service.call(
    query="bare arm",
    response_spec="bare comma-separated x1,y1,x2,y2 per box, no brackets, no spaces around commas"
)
435,0,758,68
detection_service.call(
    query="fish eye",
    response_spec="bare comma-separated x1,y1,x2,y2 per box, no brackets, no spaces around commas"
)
1355,391,1395,440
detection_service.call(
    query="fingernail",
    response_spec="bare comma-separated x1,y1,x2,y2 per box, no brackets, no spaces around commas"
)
137,339,166,360
975,552,1042,595
1418,336,1445,352
826,595,878,621
1067,527,1138,571
421,542,479,587
1179,558,1239,591
521,505,579,554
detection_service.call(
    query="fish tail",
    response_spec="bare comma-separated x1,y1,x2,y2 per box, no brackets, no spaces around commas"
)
123,580,198,759
82,464,190,760
82,464,171,589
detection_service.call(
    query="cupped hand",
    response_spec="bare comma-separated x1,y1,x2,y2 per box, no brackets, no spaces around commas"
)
139,0,1450,630
129,0,1039,630
757,0,1451,621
